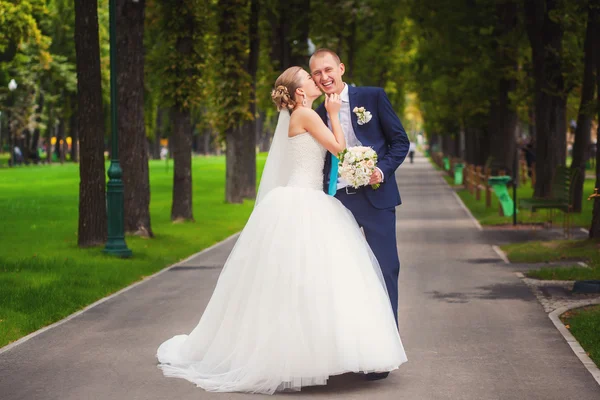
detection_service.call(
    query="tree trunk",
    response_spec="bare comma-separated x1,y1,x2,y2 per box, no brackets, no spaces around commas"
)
31,129,40,163
75,0,107,246
116,0,153,237
572,5,597,213
242,0,259,199
151,108,163,160
70,110,79,162
204,131,211,155
45,107,53,164
441,134,454,156
56,119,65,163
220,0,255,202
23,129,32,164
225,125,248,203
525,0,567,198
170,107,193,221
270,0,310,71
488,0,518,175
589,8,600,238
591,125,600,238
487,78,518,173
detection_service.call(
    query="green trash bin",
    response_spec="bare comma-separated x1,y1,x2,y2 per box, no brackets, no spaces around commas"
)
454,163,464,185
487,176,514,217
443,157,450,171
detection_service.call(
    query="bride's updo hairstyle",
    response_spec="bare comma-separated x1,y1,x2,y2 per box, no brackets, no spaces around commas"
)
271,66,303,111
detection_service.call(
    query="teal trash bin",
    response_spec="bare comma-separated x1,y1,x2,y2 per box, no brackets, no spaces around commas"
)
487,176,514,217
454,163,464,185
443,157,450,171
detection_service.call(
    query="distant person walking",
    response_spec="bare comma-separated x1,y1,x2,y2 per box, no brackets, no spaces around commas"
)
408,141,416,163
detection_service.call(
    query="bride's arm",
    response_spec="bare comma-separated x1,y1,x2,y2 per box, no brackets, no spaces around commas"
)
297,108,346,155
296,94,346,155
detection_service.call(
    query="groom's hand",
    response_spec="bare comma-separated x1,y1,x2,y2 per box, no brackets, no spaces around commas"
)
369,169,383,185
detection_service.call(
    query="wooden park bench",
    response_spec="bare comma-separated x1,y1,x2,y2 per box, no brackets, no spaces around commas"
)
519,166,578,237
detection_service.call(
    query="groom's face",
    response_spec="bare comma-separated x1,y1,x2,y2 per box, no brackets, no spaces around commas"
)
310,54,345,96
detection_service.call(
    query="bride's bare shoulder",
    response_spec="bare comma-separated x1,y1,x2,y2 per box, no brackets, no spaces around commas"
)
291,107,320,122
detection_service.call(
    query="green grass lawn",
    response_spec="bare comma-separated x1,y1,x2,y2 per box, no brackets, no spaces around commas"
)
0,155,265,347
0,152,9,167
501,239,600,280
561,305,600,367
430,157,595,228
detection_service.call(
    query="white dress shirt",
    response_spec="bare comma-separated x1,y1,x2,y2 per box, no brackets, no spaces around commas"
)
328,84,383,190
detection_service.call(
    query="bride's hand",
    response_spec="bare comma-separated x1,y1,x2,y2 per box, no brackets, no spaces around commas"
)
325,93,342,116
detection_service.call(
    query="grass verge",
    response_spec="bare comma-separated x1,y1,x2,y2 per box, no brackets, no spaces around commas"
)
561,305,600,368
501,240,600,280
428,155,595,228
453,179,594,227
0,155,265,347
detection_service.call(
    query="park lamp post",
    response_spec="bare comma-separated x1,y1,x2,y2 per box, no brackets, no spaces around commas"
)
8,79,17,165
103,0,132,257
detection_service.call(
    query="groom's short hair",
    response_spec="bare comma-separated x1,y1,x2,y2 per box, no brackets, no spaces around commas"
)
310,48,341,65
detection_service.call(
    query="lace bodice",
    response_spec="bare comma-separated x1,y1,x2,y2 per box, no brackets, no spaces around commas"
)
286,132,327,191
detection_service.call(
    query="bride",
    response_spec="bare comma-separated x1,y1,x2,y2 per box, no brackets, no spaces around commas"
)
156,66,407,394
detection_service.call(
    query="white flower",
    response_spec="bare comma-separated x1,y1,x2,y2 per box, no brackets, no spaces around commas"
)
337,146,380,189
353,106,372,125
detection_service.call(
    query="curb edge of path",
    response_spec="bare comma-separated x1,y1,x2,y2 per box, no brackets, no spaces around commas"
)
0,232,241,356
437,173,482,231
491,245,510,264
549,301,600,387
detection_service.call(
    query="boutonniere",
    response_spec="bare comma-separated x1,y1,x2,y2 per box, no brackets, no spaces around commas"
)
353,106,372,125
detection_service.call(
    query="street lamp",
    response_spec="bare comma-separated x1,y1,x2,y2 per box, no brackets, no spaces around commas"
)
8,79,17,166
103,0,132,257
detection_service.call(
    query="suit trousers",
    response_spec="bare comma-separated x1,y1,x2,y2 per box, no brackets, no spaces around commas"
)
335,187,400,326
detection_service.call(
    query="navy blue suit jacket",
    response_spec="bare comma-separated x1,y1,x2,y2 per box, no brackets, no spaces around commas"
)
317,86,409,209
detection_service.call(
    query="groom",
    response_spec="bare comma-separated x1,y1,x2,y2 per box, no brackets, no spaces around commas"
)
310,49,409,364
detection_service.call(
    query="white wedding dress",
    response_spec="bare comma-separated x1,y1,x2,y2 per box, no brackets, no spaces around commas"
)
157,121,407,394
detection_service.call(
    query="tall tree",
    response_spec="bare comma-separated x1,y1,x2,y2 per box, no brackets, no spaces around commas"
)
269,0,309,71
146,0,208,221
74,0,107,246
243,0,260,197
487,0,519,174
590,1,600,238
217,0,256,203
571,3,598,213
116,0,153,236
525,0,567,198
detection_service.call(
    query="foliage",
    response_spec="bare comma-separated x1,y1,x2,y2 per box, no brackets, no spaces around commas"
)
211,0,253,135
145,0,209,111
0,0,49,63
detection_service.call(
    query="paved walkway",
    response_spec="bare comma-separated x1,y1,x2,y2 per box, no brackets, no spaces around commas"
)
1,154,599,399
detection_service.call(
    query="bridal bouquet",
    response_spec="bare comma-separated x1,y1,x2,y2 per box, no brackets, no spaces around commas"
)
337,146,380,190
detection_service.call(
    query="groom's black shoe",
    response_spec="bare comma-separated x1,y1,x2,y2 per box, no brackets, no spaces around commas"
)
365,372,389,381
